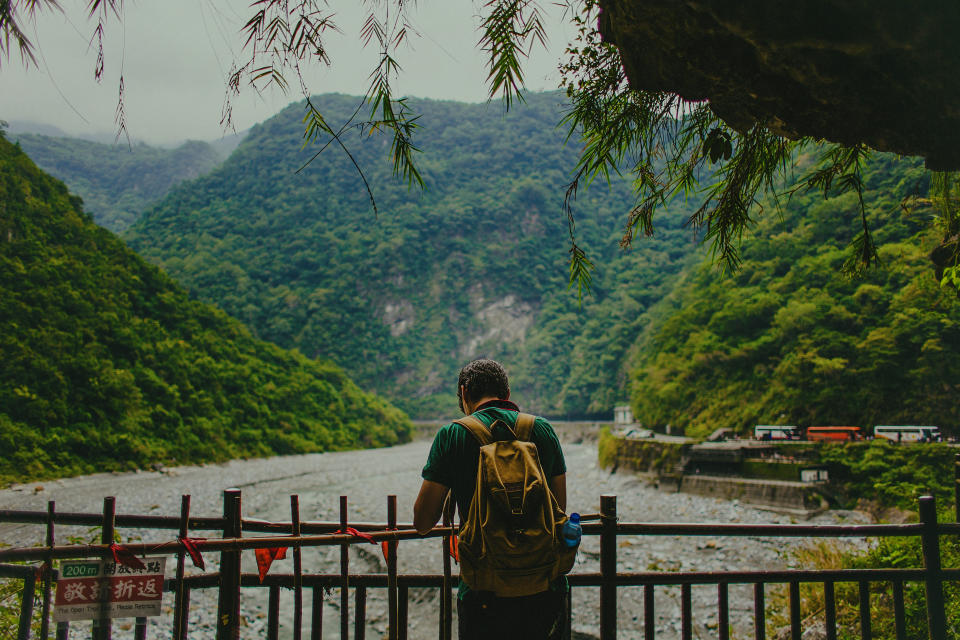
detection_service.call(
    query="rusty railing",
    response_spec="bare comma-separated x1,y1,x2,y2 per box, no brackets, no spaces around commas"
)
1,475,959,640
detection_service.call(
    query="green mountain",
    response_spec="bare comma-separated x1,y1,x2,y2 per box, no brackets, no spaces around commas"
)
125,92,703,418
0,133,410,484
631,153,960,437
9,133,228,232
24,90,942,432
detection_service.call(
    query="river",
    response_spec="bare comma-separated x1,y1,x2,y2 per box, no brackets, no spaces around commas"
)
0,432,869,639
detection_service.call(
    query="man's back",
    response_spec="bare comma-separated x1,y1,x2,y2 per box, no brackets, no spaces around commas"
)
421,400,566,521
412,358,570,640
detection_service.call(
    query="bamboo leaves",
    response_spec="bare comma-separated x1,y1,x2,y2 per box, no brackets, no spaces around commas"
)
480,0,549,109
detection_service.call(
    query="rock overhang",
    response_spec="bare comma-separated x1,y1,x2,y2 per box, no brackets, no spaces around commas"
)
597,0,960,170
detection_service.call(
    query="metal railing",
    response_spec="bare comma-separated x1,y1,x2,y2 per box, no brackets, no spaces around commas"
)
0,454,958,640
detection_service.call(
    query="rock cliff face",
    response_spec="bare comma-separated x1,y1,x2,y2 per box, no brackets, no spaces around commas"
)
597,0,960,169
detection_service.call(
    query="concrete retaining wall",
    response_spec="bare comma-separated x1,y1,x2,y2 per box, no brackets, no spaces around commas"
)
679,475,827,512
601,436,829,514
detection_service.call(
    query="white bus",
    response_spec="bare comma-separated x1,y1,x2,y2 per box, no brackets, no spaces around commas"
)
754,425,803,440
874,425,941,443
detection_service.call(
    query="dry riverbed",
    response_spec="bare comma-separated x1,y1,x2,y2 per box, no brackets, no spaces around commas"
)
0,435,869,639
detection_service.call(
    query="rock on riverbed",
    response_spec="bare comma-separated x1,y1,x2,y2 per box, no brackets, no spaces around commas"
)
0,438,869,639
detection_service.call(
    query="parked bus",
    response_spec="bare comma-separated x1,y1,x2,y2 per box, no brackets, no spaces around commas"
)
874,425,941,443
806,426,863,441
754,425,803,440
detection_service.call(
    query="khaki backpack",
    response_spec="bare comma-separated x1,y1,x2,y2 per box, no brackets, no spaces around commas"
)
453,412,577,597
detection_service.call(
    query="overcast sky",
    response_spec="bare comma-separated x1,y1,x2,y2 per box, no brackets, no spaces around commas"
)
1,1,577,145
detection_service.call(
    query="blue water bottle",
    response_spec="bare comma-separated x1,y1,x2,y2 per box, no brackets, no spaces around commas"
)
562,512,581,547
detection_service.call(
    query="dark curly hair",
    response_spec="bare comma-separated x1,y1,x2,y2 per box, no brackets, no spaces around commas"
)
457,359,510,412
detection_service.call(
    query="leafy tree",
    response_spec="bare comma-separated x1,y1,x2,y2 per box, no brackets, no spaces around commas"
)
631,154,960,438
0,130,411,485
124,92,702,417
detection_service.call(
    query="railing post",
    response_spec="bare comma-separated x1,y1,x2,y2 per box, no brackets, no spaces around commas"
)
600,494,617,640
292,495,303,640
824,581,836,640
386,496,398,640
789,581,800,640
216,489,242,640
858,581,871,640
18,568,36,640
919,496,946,640
311,586,324,640
954,453,959,524
173,495,190,640
267,585,280,640
754,583,766,640
93,497,115,640
892,581,906,640
340,496,350,640
718,582,729,640
40,501,55,640
440,495,454,640
644,584,655,640
354,587,367,640
398,586,408,640
133,617,146,640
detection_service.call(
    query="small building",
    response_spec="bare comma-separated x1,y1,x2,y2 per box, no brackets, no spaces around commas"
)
614,405,635,425
800,467,829,483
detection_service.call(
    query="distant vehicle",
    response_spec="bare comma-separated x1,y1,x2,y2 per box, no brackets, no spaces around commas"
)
874,425,941,443
806,426,863,441
754,425,802,440
623,428,655,439
706,427,736,442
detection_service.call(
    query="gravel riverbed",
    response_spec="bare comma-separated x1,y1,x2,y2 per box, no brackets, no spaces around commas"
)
1,434,870,639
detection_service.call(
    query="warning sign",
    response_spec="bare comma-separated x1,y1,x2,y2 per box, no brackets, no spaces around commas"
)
53,558,166,622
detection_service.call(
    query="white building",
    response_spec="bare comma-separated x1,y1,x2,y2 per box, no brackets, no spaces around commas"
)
614,405,635,425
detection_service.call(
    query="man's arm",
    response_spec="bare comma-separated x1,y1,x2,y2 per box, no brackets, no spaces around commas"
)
550,473,566,512
413,479,450,534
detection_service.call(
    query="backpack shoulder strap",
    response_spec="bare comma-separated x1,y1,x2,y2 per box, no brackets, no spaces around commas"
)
452,415,494,446
513,412,536,441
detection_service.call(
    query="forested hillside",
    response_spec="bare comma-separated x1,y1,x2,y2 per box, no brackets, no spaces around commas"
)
0,133,410,484
126,93,702,418
631,153,960,437
10,133,228,232
6,92,956,441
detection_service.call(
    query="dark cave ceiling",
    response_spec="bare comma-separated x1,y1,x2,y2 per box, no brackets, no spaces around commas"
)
598,0,960,169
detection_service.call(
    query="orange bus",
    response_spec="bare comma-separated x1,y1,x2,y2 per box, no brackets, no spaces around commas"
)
806,426,863,441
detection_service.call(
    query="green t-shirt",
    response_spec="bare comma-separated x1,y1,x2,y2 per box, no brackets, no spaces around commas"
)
420,402,567,597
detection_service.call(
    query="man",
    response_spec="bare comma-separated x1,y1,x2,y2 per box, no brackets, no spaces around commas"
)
413,358,568,640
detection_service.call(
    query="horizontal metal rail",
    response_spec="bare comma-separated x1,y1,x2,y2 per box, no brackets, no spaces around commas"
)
2,492,956,640
20,508,957,537
4,521,955,563
150,567,960,590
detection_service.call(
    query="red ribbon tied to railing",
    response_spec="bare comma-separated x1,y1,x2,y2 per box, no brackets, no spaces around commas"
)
381,526,397,563
255,547,288,583
336,527,377,544
178,536,206,570
448,534,459,563
108,543,146,570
